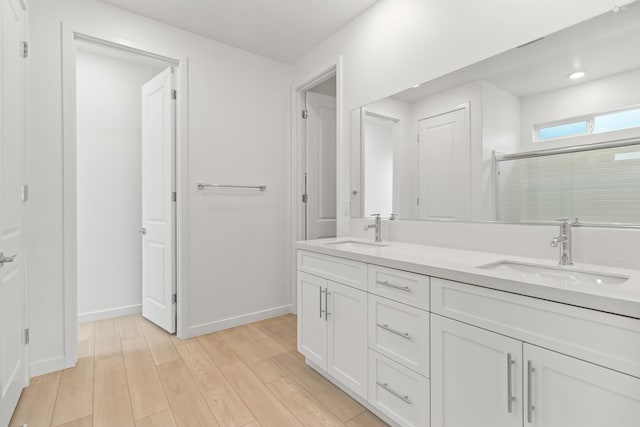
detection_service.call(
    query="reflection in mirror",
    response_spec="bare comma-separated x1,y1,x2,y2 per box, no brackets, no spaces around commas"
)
350,3,640,226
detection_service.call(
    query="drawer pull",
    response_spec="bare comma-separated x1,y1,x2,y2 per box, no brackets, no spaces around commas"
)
319,288,324,318
376,382,412,405
377,280,411,292
377,323,412,340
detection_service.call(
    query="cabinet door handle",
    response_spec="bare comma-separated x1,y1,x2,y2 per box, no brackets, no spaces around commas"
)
507,353,515,413
319,288,325,318
376,280,411,292
325,290,330,321
527,360,535,423
376,323,412,340
376,382,412,405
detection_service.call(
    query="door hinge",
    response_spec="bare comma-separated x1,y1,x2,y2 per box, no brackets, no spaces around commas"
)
417,134,420,143
171,90,177,100
21,41,28,58
417,197,420,206
24,328,29,345
21,184,29,201
302,109,309,119
171,191,177,202
172,293,177,304
302,194,308,203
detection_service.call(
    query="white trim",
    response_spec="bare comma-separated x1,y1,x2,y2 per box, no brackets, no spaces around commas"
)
290,60,342,314
78,304,142,324
30,356,65,378
187,305,293,337
61,23,189,369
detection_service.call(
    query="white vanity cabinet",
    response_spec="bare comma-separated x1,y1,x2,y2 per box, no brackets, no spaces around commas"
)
296,246,640,427
524,344,640,427
297,253,368,398
431,314,522,427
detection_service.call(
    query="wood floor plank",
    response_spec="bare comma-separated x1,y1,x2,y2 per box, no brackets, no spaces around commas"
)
142,320,180,365
28,369,61,387
345,411,389,427
272,351,365,422
249,358,287,384
239,324,288,357
197,332,240,367
220,361,303,427
169,334,197,347
267,376,346,427
55,415,93,427
78,321,95,359
52,357,94,426
176,342,255,426
156,359,220,427
135,410,177,427
121,337,170,420
94,318,122,360
9,380,59,427
93,356,135,427
117,315,144,340
242,422,262,427
218,328,264,364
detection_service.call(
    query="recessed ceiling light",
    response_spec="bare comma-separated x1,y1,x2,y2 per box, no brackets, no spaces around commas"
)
568,71,586,80
412,84,421,88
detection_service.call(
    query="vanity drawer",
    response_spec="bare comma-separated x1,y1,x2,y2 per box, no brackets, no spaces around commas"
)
431,277,640,378
297,250,367,290
368,295,429,377
368,265,429,310
368,350,430,427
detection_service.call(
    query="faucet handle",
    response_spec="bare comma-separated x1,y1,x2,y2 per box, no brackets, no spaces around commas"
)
370,213,381,218
555,218,570,223
389,213,398,221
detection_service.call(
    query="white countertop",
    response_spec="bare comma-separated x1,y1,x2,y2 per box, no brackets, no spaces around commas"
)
294,238,640,319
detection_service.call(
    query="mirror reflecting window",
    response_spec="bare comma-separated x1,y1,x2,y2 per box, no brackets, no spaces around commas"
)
350,2,640,226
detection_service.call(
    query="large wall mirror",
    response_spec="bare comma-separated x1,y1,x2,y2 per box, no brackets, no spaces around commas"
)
350,3,640,227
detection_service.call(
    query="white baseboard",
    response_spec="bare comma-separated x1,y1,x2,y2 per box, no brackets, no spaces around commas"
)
30,355,66,379
78,304,142,323
187,304,293,338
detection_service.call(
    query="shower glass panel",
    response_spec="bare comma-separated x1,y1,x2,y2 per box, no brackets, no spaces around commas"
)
497,142,640,225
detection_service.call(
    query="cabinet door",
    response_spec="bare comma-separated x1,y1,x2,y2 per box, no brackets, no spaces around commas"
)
327,281,368,398
297,272,327,370
524,344,640,427
431,315,522,427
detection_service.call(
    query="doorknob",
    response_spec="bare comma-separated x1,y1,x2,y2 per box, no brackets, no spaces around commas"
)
139,228,147,235
0,252,17,267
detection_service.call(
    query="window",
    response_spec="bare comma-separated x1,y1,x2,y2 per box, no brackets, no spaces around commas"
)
535,106,640,142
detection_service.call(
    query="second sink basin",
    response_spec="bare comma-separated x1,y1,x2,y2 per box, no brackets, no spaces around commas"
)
478,260,629,287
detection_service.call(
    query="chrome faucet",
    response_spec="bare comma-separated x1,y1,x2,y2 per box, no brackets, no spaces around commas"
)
550,219,573,265
364,214,382,242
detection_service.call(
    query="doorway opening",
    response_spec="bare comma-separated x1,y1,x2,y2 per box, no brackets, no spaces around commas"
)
298,73,338,240
70,34,181,348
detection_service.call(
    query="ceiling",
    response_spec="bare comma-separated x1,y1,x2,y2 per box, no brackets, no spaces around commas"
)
97,0,379,64
393,1,640,102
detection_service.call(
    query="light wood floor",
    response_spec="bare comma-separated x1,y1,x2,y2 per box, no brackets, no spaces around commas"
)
10,314,388,427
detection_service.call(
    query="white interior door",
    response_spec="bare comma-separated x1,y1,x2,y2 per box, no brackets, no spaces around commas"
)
141,67,176,333
0,0,27,424
418,106,470,220
306,91,337,239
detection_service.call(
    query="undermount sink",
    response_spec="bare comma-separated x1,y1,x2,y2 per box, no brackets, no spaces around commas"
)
478,260,629,287
326,240,390,249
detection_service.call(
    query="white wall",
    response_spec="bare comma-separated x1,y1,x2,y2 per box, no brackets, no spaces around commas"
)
28,0,292,375
75,43,168,322
293,0,640,268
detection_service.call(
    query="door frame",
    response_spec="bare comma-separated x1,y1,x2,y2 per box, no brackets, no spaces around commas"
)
360,110,400,218
290,59,343,313
61,24,190,368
